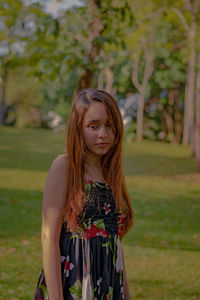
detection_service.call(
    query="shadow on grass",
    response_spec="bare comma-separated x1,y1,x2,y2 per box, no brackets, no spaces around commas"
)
124,238,200,252
0,149,59,171
133,278,200,299
124,155,196,176
0,188,42,237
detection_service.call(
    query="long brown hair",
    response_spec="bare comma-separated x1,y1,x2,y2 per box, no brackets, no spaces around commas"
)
64,89,134,240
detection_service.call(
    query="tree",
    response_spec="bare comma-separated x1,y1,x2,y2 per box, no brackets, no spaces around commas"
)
70,0,134,97
28,0,134,100
0,0,24,125
126,0,165,141
194,53,200,171
0,0,44,125
150,12,186,144
171,0,200,146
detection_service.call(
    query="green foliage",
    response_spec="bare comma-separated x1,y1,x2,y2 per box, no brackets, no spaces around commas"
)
124,118,161,143
1,0,200,151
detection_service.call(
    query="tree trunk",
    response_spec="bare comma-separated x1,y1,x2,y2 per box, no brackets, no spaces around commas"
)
73,0,103,98
163,109,174,141
194,53,200,172
97,66,114,95
173,89,182,144
0,61,9,126
157,103,168,141
136,90,145,141
98,69,104,90
132,49,154,142
183,22,196,146
73,69,93,99
104,67,113,95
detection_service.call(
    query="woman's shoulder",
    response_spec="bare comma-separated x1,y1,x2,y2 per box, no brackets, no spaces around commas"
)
43,153,69,216
55,152,69,165
48,153,69,178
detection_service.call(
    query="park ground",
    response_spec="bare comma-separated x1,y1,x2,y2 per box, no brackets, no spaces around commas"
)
0,126,200,300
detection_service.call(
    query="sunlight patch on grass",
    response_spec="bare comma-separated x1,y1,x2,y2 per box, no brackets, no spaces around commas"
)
123,244,200,300
0,169,46,191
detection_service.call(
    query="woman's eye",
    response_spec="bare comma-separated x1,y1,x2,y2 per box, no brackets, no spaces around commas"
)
90,124,98,129
89,124,111,129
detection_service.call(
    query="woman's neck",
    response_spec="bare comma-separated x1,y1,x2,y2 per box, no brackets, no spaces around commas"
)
84,163,105,182
84,153,101,169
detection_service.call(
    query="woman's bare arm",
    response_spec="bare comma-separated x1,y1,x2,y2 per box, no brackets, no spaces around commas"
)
122,246,131,300
41,155,68,300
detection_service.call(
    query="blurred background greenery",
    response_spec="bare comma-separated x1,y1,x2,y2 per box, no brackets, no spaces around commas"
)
0,0,200,169
0,0,200,299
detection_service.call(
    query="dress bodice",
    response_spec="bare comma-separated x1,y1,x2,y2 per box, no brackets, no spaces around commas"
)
62,180,125,239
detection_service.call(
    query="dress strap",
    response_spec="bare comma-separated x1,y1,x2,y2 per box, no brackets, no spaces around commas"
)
59,151,67,156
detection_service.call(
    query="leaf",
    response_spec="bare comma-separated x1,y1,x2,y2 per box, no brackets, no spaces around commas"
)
109,286,114,299
69,280,82,299
102,241,110,247
40,283,48,298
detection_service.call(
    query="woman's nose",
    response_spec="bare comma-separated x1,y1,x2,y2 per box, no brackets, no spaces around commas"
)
99,126,108,138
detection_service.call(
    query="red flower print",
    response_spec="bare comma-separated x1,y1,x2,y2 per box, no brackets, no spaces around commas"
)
86,264,89,273
97,228,109,238
84,224,109,239
118,212,125,224
64,255,74,277
103,203,111,215
65,260,70,271
106,294,109,300
117,225,122,236
117,212,125,236
87,180,93,184
84,224,99,239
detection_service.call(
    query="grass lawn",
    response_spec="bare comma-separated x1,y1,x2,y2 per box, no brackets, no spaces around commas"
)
0,126,200,300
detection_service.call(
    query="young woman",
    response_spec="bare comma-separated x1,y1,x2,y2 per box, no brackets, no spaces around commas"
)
34,89,134,300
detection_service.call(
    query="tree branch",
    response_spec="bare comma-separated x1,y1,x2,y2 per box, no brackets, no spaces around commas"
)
132,53,142,92
172,7,190,33
183,0,194,13
194,0,200,14
74,34,88,43
142,48,154,89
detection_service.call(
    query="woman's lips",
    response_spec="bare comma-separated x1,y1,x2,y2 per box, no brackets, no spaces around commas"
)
96,143,109,147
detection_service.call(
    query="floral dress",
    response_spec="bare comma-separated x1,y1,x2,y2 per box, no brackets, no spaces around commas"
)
33,180,126,300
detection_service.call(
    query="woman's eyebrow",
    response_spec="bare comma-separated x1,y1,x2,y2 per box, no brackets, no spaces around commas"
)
87,119,110,123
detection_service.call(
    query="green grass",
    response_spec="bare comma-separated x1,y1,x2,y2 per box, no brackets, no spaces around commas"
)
0,126,200,300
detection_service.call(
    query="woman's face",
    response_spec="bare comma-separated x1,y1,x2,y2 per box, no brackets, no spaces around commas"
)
82,102,115,158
